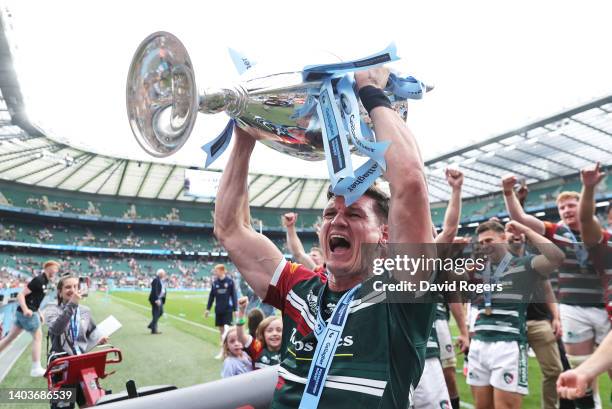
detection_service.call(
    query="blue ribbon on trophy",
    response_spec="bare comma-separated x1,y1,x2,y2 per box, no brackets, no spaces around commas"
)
336,74,390,171
303,43,399,80
316,80,354,187
201,48,258,168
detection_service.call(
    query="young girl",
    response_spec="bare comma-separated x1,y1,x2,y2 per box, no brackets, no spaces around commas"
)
236,297,282,369
220,326,252,378
45,275,108,408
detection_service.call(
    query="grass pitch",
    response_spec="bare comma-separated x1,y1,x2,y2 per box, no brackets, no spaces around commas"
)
1,290,610,408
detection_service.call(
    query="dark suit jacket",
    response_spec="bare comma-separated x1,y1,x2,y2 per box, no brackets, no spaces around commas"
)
149,277,166,305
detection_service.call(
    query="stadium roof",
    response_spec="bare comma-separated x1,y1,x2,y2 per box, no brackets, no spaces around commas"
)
1,12,611,209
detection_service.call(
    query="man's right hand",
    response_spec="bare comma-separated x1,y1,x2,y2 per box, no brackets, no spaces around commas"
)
580,162,604,187
354,67,390,91
557,369,590,400
501,174,517,194
282,212,297,228
204,310,210,318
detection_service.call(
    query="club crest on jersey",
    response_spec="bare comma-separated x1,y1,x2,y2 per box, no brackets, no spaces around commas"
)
445,344,452,352
306,291,318,314
503,372,514,384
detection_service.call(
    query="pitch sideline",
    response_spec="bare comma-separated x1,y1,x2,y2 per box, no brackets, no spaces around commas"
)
109,293,218,334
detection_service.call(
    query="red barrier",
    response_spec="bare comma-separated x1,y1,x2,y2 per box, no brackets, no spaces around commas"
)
45,347,122,407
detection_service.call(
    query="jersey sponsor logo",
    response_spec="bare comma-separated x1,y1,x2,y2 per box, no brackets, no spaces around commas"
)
289,328,353,352
503,372,514,384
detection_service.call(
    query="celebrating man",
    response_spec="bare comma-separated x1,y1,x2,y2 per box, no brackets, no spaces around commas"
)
503,171,610,407
214,67,435,409
466,220,564,409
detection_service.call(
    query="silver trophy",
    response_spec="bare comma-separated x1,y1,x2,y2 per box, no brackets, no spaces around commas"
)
126,31,429,160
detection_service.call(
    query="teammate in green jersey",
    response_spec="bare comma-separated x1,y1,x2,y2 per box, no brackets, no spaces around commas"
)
467,220,564,409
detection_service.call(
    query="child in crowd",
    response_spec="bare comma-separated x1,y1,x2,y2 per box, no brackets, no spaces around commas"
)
236,297,282,369
220,326,252,378
247,308,264,338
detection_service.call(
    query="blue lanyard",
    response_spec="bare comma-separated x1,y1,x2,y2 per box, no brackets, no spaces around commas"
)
483,253,512,308
70,307,81,355
563,224,588,267
298,283,361,409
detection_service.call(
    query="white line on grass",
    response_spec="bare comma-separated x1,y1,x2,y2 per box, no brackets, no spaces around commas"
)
460,402,475,409
109,294,218,334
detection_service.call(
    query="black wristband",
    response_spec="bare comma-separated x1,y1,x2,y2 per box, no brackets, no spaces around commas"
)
358,85,392,114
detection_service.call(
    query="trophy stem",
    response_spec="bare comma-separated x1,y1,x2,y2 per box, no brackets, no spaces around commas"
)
198,85,248,118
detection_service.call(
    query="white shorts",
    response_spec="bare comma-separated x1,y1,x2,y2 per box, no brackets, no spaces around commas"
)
560,304,611,344
411,357,451,409
467,339,528,395
435,319,456,368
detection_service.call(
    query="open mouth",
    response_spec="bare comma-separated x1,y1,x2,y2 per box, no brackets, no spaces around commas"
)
329,235,351,253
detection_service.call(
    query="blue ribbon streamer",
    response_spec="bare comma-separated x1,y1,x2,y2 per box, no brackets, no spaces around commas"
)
332,159,383,206
303,43,399,80
228,48,256,75
336,75,390,171
386,73,429,100
201,118,235,168
316,80,354,187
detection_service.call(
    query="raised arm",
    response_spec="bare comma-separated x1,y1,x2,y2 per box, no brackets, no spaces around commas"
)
355,69,432,246
502,175,545,234
235,296,252,347
506,221,564,275
579,162,605,247
435,168,463,245
213,127,284,299
282,212,316,269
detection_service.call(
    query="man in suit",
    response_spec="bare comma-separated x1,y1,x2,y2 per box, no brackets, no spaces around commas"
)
148,269,166,334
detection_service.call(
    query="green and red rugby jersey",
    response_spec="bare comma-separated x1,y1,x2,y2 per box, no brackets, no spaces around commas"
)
245,337,281,369
544,222,606,307
264,260,434,409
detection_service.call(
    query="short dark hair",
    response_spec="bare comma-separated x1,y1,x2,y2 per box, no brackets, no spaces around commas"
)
476,220,505,235
326,184,389,223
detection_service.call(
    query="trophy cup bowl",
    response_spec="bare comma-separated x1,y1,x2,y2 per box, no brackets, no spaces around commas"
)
126,32,411,160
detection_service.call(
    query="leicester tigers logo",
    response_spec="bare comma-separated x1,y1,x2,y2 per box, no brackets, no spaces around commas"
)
503,372,514,384
306,291,318,314
440,401,451,409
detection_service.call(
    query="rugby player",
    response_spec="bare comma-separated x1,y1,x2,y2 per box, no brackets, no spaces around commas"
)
214,67,435,409
503,170,611,408
466,220,564,409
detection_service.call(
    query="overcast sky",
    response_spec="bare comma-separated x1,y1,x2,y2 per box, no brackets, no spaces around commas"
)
4,0,612,178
